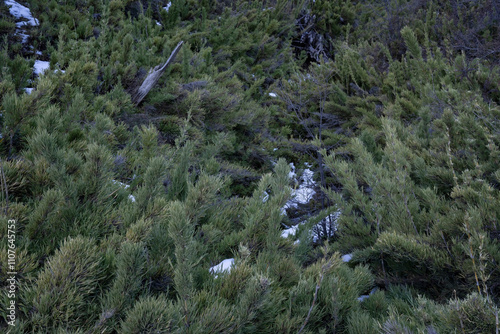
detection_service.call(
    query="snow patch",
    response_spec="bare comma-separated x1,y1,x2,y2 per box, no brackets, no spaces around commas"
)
282,210,340,243
281,225,299,238
5,0,39,26
281,167,316,215
311,210,340,242
341,253,352,263
54,64,66,73
357,288,378,302
163,2,172,12
24,87,33,94
269,92,277,98
112,180,136,202
294,168,316,203
279,162,341,244
17,30,29,43
209,258,234,278
112,179,130,189
357,294,370,302
262,191,269,203
155,20,161,26
288,162,297,179
33,60,50,76
280,163,316,215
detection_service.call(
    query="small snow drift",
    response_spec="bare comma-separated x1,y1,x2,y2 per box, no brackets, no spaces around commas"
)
112,179,136,203
261,191,269,203
357,294,370,302
33,60,50,76
5,0,39,44
279,161,342,244
112,179,130,189
163,2,172,12
311,210,341,242
293,168,316,203
281,163,316,215
17,30,29,43
281,225,299,238
209,258,234,278
341,253,352,262
5,0,39,26
288,162,296,179
357,287,378,302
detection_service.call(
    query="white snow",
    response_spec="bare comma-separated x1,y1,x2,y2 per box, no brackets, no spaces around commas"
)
281,225,299,238
4,0,39,44
311,210,340,242
112,180,135,202
357,287,378,302
53,63,65,73
17,30,29,43
288,162,297,179
33,60,50,76
282,167,316,214
279,162,342,244
269,92,277,98
35,50,42,56
280,163,316,215
294,168,316,203
163,2,172,12
357,294,370,302
155,20,161,26
209,258,234,278
5,0,39,26
112,180,130,189
281,210,341,243
273,148,278,151
24,87,33,94
341,253,352,262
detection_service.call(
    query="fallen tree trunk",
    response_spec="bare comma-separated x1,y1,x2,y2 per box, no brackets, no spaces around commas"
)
131,41,184,105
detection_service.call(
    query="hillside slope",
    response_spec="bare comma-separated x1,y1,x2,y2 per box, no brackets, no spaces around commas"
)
1,0,499,332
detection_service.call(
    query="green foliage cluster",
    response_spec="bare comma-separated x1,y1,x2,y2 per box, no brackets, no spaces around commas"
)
0,0,499,332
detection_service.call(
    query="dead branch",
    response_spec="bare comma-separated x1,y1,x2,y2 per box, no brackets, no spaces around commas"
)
131,41,184,105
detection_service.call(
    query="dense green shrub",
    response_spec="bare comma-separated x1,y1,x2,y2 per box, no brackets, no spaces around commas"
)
0,0,499,332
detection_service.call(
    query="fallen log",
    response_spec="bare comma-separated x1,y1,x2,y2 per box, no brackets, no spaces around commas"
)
131,41,184,105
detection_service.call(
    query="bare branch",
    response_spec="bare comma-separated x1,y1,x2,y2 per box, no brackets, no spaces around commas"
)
131,41,184,105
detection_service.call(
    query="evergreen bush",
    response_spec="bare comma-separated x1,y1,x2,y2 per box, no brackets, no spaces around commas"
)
1,0,499,332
